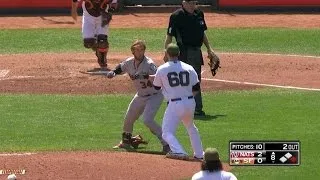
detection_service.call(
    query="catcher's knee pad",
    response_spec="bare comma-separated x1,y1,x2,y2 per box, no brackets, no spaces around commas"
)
83,38,96,49
97,34,109,51
95,35,109,67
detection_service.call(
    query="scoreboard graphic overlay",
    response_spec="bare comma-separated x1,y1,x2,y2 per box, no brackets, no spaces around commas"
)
229,141,300,166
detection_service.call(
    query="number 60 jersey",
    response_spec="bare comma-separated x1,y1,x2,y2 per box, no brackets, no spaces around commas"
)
153,60,199,101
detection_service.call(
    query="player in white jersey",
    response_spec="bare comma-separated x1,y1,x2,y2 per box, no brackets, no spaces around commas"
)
106,40,170,153
153,43,203,160
192,148,238,180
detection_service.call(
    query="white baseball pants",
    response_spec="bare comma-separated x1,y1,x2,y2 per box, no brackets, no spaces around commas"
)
162,97,204,158
82,3,109,39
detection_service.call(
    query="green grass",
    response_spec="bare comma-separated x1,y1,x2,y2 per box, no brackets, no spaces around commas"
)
1,27,320,179
0,28,319,55
0,90,320,179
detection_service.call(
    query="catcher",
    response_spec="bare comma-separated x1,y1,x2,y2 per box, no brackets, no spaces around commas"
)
71,0,118,72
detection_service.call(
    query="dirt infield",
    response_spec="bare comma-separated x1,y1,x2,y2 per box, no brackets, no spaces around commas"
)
0,11,319,180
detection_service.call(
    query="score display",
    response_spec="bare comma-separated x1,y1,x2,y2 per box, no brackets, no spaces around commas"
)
229,141,300,166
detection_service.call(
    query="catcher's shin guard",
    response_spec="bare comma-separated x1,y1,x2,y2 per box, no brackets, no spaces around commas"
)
95,49,108,69
96,34,109,69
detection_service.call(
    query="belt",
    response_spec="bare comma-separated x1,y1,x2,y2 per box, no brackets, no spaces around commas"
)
142,93,158,97
171,96,193,102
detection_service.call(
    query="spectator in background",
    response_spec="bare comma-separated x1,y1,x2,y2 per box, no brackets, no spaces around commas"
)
192,148,238,180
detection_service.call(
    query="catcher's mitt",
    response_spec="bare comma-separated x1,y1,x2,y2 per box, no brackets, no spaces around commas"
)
131,135,148,149
101,12,112,27
208,52,221,77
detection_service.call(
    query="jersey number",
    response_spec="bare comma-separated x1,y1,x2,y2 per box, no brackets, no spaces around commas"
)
140,80,153,89
167,71,190,87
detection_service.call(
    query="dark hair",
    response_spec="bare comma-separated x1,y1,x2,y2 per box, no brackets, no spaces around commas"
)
201,160,223,172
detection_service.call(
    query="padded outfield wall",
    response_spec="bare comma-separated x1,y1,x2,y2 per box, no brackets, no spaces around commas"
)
219,0,320,8
1,0,320,8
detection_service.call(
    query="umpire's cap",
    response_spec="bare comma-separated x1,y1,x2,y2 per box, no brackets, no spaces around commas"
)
166,43,180,57
204,148,220,161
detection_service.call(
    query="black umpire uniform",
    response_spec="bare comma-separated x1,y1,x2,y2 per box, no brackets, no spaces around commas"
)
166,2,208,116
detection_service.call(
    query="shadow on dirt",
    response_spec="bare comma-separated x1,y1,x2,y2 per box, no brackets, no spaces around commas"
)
40,16,75,24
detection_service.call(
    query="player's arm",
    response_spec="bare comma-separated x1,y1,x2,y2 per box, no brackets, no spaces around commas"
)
106,64,123,78
192,82,200,96
71,0,79,22
190,68,200,96
152,71,162,90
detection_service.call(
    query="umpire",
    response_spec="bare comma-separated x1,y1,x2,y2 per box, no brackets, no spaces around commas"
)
164,0,217,116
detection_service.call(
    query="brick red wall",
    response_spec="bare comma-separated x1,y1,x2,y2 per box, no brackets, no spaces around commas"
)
1,0,319,8
219,0,320,7
1,0,71,8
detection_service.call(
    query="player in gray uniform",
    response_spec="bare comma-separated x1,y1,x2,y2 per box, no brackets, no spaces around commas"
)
106,40,170,153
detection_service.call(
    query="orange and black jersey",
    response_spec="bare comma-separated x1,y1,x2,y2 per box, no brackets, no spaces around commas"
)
73,0,111,17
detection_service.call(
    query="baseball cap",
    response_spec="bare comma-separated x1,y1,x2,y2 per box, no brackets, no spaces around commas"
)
204,148,220,161
166,43,180,56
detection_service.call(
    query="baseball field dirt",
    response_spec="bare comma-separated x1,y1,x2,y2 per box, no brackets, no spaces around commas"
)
0,10,319,180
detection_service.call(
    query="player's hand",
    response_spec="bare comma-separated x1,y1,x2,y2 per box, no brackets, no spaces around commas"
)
106,71,116,78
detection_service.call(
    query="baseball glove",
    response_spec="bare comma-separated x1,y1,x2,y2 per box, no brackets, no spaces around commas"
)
131,135,148,149
208,52,220,77
101,12,112,27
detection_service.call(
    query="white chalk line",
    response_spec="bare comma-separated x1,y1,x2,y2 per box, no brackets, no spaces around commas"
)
219,52,320,59
200,70,320,91
0,152,36,157
0,169,26,175
203,77,320,91
0,76,35,81
0,69,9,78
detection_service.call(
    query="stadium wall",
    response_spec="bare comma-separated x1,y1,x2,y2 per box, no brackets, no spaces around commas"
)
0,0,319,9
219,0,320,7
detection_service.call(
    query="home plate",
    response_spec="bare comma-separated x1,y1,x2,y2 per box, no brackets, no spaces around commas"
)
0,169,26,175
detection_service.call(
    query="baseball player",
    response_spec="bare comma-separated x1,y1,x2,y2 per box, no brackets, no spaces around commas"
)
72,0,118,71
106,40,170,153
153,43,204,160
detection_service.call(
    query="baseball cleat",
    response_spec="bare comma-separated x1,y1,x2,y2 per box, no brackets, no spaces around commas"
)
165,151,189,160
162,145,171,154
192,156,204,162
99,66,111,71
194,110,206,117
